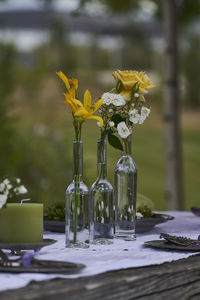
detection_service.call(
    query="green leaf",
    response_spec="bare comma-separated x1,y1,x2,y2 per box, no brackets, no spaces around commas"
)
131,82,139,99
111,114,126,127
108,134,123,151
116,81,123,93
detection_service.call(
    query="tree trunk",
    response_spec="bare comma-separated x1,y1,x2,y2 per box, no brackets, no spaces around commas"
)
163,0,184,210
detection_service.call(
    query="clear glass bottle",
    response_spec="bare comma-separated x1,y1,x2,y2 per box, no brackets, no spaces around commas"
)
114,134,137,241
65,140,89,248
90,138,114,244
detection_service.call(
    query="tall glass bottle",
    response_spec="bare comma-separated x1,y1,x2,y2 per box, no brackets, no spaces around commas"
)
90,138,114,244
114,134,137,241
66,140,89,248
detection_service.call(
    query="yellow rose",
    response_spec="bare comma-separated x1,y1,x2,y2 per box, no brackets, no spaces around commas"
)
112,70,155,100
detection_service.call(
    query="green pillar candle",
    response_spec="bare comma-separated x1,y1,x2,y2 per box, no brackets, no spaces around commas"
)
0,203,43,243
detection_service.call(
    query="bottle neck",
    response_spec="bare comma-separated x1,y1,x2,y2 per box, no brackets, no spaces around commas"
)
97,138,107,179
73,140,83,181
122,134,132,156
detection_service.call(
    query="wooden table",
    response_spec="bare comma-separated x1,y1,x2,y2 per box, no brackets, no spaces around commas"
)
0,254,200,300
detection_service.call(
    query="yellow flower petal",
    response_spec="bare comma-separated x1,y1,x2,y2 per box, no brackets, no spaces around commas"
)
74,107,88,117
74,99,84,108
92,98,104,113
83,90,92,111
87,115,104,127
56,71,70,91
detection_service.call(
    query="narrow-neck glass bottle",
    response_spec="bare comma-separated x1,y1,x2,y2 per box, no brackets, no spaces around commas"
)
90,138,114,244
65,140,89,248
114,134,137,241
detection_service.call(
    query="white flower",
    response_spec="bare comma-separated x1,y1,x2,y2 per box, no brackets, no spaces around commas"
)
6,184,12,190
3,179,10,185
0,183,5,192
101,92,126,106
117,122,131,139
141,107,151,119
97,122,101,127
134,93,139,98
17,185,28,194
101,92,114,105
16,178,21,184
0,194,8,209
111,94,126,107
136,212,143,219
129,109,140,124
138,107,151,124
109,121,115,127
108,108,113,113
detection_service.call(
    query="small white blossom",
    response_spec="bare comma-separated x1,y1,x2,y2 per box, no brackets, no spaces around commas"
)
0,194,8,208
136,212,143,219
101,92,114,105
129,109,140,124
109,121,115,127
97,122,101,127
3,179,10,185
109,108,113,113
6,184,12,190
141,106,151,119
111,94,126,107
16,178,21,184
117,122,132,139
18,185,28,194
0,183,5,192
134,93,139,98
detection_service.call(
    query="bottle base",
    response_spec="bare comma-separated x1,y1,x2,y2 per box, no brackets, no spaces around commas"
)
91,238,113,245
65,241,89,248
115,233,136,241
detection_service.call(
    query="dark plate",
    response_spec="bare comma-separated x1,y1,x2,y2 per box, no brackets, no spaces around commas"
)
144,240,200,251
136,213,174,233
0,239,57,252
191,207,200,216
44,213,174,234
0,259,85,274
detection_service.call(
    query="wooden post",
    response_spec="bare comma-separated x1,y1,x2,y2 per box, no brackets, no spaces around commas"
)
163,0,184,210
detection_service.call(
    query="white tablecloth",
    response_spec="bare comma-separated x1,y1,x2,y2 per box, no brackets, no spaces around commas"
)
0,211,200,292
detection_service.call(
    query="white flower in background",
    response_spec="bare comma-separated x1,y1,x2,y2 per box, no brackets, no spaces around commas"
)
6,184,12,190
17,185,28,194
136,212,143,219
0,183,5,192
129,109,140,124
134,93,139,98
108,108,113,113
101,92,114,105
117,122,132,139
108,121,115,127
0,194,8,209
3,179,10,185
111,94,126,106
16,178,21,184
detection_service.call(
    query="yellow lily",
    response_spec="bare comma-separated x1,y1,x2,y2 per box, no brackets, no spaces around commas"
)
74,90,104,127
56,71,79,114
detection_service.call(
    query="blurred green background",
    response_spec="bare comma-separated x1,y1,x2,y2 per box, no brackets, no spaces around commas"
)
0,0,199,213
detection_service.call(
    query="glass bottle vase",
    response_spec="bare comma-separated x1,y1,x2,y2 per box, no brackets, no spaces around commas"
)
90,138,114,244
114,134,137,241
65,140,89,248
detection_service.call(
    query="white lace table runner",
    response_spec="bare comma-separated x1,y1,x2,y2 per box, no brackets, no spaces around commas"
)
0,211,199,292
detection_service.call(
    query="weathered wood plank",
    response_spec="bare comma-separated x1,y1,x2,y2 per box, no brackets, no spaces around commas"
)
1,254,200,300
